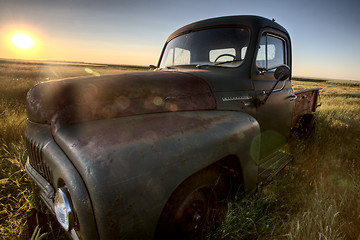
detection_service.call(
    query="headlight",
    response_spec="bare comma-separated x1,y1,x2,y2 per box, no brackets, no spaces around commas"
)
54,186,74,231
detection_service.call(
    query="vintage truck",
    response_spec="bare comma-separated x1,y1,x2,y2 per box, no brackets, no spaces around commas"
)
25,15,321,239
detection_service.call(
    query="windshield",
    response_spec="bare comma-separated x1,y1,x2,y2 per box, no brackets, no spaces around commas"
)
159,27,250,68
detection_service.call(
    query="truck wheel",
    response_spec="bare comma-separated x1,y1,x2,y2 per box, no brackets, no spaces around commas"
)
155,166,230,240
299,114,317,136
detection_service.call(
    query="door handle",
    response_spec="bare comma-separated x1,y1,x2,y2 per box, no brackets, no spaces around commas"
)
290,94,297,101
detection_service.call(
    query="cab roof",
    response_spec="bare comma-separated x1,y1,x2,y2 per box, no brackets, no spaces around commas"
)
167,15,288,42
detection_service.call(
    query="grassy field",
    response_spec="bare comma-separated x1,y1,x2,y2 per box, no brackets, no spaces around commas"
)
0,60,359,239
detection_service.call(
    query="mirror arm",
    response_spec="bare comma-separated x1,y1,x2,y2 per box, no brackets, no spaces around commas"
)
273,80,286,92
257,65,290,106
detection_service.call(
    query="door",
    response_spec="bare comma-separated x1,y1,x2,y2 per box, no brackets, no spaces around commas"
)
252,32,294,158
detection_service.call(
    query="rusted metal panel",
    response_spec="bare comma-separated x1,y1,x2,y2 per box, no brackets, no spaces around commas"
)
26,71,216,132
292,88,321,128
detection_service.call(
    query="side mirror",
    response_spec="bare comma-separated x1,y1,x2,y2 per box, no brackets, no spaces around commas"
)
274,65,290,81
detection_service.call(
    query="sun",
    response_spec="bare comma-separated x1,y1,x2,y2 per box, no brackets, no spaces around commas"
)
11,33,34,49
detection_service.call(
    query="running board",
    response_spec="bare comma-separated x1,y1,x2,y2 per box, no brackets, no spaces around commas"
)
257,151,293,185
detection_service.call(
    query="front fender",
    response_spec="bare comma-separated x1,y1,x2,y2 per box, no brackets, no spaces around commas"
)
53,111,260,239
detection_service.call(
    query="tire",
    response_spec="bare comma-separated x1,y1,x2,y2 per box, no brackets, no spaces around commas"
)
298,114,317,136
155,166,231,240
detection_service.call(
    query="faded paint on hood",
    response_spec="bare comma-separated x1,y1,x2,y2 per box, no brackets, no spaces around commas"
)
26,71,216,132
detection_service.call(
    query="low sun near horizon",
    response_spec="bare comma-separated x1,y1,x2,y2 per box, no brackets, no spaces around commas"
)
11,33,34,49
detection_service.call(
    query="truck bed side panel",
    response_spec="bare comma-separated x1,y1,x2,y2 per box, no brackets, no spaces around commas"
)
292,88,321,128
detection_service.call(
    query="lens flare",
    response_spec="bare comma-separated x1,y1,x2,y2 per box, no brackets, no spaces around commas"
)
11,33,34,49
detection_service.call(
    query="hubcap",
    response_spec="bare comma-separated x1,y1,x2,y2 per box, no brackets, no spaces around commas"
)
175,187,216,235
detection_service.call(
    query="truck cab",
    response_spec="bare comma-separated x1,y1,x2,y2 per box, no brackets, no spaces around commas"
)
25,16,320,239
157,15,294,157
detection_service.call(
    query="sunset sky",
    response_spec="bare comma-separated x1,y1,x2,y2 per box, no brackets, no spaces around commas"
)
1,0,359,80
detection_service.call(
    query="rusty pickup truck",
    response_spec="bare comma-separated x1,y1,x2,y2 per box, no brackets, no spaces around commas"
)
25,15,321,239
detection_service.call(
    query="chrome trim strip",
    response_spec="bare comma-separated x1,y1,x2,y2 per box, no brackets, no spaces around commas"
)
25,158,55,211
69,229,80,240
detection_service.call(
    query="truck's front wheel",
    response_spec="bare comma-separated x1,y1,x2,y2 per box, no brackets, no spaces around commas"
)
155,166,230,239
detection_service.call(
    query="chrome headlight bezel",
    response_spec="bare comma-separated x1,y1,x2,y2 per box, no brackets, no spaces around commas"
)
54,186,75,231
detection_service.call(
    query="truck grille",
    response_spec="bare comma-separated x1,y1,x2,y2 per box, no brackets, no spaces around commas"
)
26,137,54,185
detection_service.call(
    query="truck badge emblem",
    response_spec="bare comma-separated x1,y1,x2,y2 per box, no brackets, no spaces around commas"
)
222,96,252,102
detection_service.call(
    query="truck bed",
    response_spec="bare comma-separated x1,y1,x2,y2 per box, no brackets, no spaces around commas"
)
292,88,322,128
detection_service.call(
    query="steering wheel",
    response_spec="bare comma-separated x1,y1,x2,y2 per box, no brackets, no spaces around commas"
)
214,53,236,62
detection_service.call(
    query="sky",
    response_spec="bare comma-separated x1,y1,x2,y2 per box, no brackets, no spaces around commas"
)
1,0,359,81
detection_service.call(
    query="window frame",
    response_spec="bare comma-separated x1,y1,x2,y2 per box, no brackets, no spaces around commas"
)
256,33,288,71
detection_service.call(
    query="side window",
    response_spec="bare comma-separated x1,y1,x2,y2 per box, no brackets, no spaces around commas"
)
256,34,286,70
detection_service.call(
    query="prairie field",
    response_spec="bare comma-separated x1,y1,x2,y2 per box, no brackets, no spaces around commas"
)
0,60,359,239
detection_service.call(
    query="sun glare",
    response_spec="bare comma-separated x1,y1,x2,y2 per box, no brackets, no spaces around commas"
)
11,33,34,49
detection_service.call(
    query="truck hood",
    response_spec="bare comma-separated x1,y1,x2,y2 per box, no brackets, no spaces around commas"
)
26,71,216,132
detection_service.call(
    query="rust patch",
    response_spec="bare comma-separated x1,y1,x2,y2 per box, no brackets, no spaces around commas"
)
126,202,135,211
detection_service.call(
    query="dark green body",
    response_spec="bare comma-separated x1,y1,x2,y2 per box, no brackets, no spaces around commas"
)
25,16,295,239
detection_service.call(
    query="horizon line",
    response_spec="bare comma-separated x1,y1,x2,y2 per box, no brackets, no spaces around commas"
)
1,57,359,82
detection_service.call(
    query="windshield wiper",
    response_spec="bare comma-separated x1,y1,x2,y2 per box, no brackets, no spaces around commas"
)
160,64,198,69
196,59,242,68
